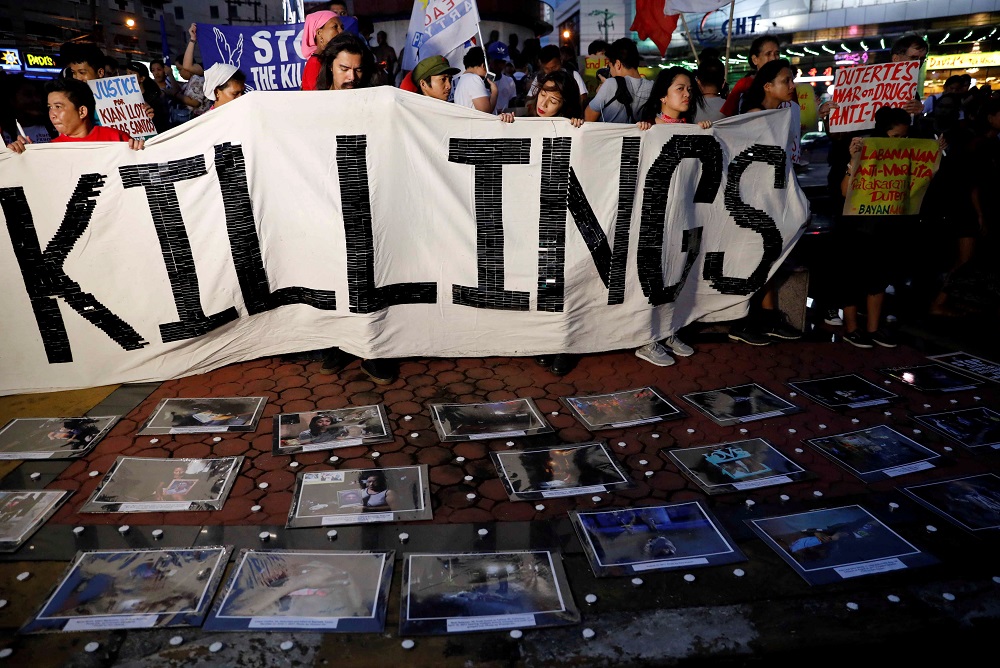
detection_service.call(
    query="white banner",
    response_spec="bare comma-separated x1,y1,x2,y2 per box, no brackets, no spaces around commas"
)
0,89,807,395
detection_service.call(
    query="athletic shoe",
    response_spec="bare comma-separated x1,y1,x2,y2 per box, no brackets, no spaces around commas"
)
319,347,347,374
870,328,898,348
635,342,676,367
761,311,803,340
534,355,554,368
662,335,694,357
843,330,874,349
361,358,398,385
728,325,771,346
823,309,843,326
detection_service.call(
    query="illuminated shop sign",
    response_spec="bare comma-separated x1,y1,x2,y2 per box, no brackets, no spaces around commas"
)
926,51,1000,70
24,52,61,73
0,48,21,71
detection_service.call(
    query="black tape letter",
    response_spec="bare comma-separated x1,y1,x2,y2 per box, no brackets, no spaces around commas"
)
120,156,238,342
0,178,147,363
704,144,786,295
449,138,531,311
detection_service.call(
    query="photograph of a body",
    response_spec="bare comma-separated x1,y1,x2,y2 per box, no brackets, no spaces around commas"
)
561,387,683,429
0,416,118,459
81,457,242,512
401,551,578,634
430,399,552,441
681,384,799,425
23,547,229,633
0,490,71,550
903,474,1000,532
806,425,939,481
138,397,266,434
205,550,393,632
912,407,1000,449
492,442,633,500
572,502,745,575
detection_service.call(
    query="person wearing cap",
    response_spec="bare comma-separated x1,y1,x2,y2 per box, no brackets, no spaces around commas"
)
301,11,344,90
412,55,460,101
487,42,517,115
452,47,498,113
204,63,246,109
6,78,144,153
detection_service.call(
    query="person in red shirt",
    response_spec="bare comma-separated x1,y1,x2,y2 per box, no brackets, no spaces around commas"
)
6,78,144,153
719,35,780,118
300,11,344,91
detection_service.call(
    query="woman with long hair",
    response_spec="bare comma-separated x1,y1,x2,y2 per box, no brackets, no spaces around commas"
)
719,35,781,117
530,70,584,125
739,58,796,114
637,66,712,128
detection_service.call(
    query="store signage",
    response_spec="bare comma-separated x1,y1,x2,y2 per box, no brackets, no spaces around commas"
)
0,48,21,71
24,52,61,73
926,51,1000,70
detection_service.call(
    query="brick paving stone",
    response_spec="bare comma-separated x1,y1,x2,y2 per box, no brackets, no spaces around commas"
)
435,371,466,384
399,362,429,376
315,395,351,410
429,465,466,486
377,452,414,467
492,501,537,521
486,390,519,402
410,445,453,467
350,392,384,407
256,469,297,490
173,443,212,459
447,383,477,395
408,374,437,387
464,366,495,379
556,426,593,443
447,507,495,523
478,478,509,502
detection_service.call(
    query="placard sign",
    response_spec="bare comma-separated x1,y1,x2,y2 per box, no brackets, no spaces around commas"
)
829,61,920,133
0,91,808,395
198,22,305,91
844,138,941,216
87,74,158,139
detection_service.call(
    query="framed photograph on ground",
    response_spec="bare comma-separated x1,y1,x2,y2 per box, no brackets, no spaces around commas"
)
20,547,231,633
491,442,635,501
560,387,684,430
926,351,1000,383
138,397,266,435
273,406,393,456
203,550,394,632
429,399,552,442
571,502,746,577
788,375,897,410
880,364,981,393
80,456,243,513
912,407,1000,451
747,505,937,586
0,416,118,460
663,439,815,495
399,551,579,635
805,425,939,483
287,465,432,528
901,474,1000,533
0,490,72,552
680,383,800,426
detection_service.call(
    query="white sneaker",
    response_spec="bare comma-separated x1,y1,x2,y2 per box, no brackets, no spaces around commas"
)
662,335,694,357
635,342,676,367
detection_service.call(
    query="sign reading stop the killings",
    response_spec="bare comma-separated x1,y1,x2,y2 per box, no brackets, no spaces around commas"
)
829,61,921,133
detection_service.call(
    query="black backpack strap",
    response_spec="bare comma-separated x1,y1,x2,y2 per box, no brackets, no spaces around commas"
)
613,76,634,123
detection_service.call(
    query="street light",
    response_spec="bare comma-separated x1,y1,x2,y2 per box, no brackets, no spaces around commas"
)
125,17,136,28
562,29,571,40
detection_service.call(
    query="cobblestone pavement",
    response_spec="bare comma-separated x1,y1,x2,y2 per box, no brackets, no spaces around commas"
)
1,330,999,666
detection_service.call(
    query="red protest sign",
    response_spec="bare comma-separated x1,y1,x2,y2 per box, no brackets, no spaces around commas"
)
829,61,920,133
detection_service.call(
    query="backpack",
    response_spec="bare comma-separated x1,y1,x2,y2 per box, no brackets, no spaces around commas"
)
613,76,635,123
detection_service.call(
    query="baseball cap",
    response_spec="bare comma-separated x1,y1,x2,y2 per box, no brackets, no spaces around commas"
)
487,41,512,63
411,55,460,83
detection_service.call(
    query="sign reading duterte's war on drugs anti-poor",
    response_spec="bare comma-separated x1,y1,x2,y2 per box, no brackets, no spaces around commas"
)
0,89,809,395
88,74,158,139
829,61,921,133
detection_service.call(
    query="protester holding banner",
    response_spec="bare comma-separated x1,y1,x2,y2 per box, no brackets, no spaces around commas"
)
693,51,726,124
6,78,144,153
300,11,344,91
452,47,499,113
725,59,804,347
413,55,460,101
203,64,247,109
720,36,779,118
637,66,712,129
315,33,373,91
529,71,584,126
531,45,589,112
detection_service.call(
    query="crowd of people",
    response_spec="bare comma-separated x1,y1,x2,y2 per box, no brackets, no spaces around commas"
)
3,2,997,381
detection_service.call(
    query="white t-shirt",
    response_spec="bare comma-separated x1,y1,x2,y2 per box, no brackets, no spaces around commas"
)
452,72,489,110
494,74,516,114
